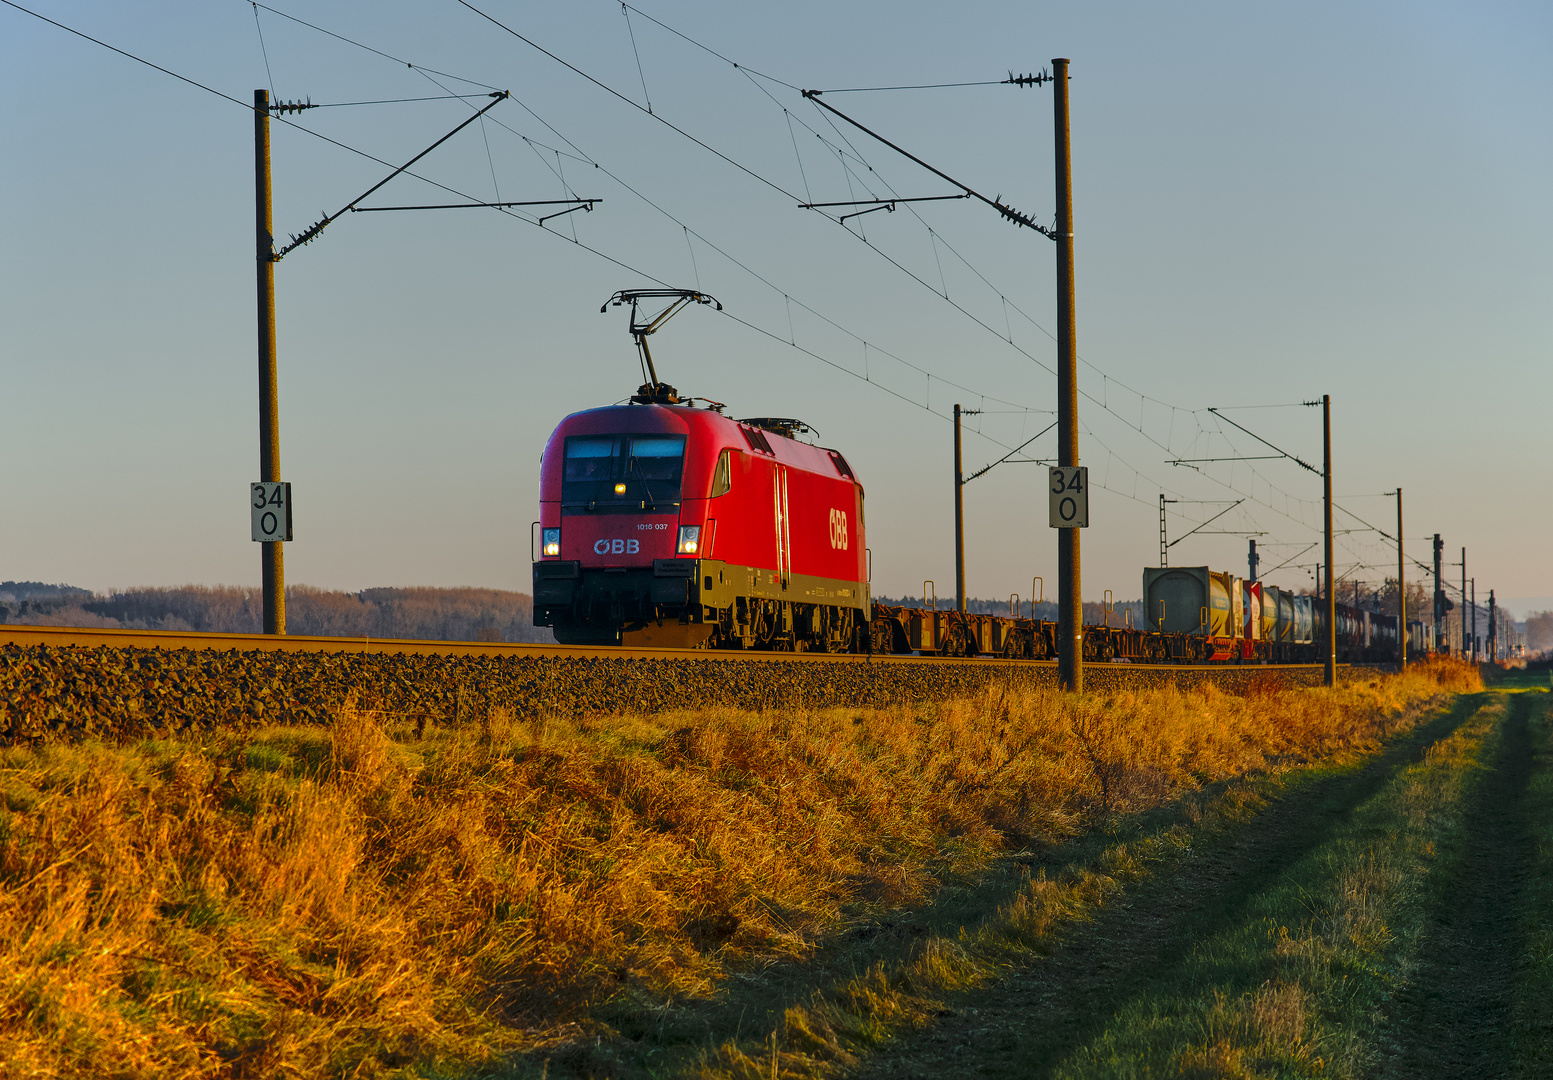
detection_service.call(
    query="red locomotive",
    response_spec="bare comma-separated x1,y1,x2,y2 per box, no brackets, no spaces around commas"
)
532,291,869,649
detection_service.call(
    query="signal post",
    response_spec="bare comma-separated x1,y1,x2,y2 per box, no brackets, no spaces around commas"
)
953,404,967,612
1433,535,1445,651
254,90,285,635
1322,394,1335,686
1395,487,1405,670
247,86,527,635
795,65,1081,678
1052,57,1083,693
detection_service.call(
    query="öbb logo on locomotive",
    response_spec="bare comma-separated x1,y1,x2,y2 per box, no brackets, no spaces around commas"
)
828,508,849,550
531,287,1411,662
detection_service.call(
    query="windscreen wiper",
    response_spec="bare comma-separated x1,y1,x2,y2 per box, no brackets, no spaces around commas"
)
586,477,604,511
628,455,658,511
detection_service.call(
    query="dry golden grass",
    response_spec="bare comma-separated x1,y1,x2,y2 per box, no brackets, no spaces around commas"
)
1175,981,1318,1078
0,659,1478,1078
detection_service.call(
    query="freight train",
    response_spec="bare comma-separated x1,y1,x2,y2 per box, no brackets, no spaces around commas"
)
532,291,1411,664
529,393,1413,663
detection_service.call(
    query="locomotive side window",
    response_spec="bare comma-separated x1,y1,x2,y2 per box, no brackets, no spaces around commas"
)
561,435,685,514
710,449,733,497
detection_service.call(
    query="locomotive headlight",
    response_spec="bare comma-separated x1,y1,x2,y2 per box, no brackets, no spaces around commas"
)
614,482,627,494
541,528,561,557
676,525,700,555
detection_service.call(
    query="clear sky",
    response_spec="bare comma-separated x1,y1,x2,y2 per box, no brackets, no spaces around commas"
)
4,1,1550,615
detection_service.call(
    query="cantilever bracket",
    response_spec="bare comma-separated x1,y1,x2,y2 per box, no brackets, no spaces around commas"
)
275,91,510,259
799,91,1057,240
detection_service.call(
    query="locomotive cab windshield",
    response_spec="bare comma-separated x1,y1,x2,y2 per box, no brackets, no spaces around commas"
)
562,434,686,513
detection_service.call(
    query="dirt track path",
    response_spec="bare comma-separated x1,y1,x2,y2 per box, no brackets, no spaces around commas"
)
853,690,1543,1080
1374,691,1535,1077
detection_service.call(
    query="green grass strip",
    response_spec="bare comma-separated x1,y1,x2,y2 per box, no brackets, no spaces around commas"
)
984,686,1544,1080
1511,680,1553,1076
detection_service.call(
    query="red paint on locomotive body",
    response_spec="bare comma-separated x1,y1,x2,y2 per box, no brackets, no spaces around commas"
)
538,405,689,568
538,404,864,582
534,402,867,647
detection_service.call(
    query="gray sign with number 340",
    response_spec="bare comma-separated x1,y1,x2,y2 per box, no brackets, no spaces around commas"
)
1048,466,1088,528
251,482,293,542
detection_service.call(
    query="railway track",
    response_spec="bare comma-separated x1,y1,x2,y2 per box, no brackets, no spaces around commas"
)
0,623,1341,673
1,624,1358,743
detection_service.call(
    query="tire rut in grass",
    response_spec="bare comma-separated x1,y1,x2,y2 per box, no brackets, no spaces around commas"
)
1377,692,1533,1078
852,698,1480,1080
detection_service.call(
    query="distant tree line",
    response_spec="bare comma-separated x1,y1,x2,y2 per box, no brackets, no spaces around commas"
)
1524,611,1553,656
0,582,551,644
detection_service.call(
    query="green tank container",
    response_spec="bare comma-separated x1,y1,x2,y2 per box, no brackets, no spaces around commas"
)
1143,566,1239,639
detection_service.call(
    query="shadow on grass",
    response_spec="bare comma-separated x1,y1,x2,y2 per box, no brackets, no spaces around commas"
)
480,697,1479,1080
1376,689,1535,1076
851,692,1487,1080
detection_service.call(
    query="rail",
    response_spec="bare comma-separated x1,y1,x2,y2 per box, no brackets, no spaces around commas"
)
0,623,1348,672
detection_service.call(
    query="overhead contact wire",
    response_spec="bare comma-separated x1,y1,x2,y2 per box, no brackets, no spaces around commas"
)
250,1,276,98
235,1,1044,421
421,62,1047,413
573,3,1324,526
251,1,501,89
245,0,1098,430
620,2,653,113
16,0,1314,514
20,0,1047,446
450,0,806,204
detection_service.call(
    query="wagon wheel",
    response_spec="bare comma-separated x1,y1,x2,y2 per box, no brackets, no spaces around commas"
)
850,613,872,654
942,618,972,658
809,607,830,652
820,608,853,654
818,609,839,653
869,619,894,654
